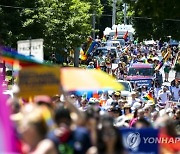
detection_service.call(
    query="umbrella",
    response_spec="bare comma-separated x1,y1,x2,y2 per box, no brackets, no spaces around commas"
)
60,67,124,91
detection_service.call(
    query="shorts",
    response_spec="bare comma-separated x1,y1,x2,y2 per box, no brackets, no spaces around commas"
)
106,64,111,68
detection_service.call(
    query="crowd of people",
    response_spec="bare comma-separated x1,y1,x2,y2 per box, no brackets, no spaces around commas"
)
2,37,180,154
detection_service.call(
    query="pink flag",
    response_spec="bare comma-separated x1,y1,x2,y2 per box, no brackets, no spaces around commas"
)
0,79,18,152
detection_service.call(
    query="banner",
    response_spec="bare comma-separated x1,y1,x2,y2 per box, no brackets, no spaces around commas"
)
120,128,159,154
18,66,60,98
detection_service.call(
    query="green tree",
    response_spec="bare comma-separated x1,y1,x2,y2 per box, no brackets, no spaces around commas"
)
98,0,112,37
0,0,23,47
125,0,180,40
22,0,92,55
0,0,94,62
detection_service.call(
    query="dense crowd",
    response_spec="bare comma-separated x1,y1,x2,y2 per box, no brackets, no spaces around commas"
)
2,38,180,154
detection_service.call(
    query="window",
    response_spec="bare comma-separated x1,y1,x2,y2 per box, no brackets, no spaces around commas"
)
118,81,131,91
128,68,154,76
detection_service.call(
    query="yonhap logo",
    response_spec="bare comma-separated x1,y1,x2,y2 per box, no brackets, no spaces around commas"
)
126,132,141,150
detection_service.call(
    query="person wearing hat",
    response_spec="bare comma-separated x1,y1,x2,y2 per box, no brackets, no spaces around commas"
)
88,98,96,106
79,99,88,111
131,102,142,111
118,99,127,110
128,91,141,107
113,91,121,101
139,85,148,98
87,61,94,69
143,104,152,120
158,86,171,104
123,104,132,116
108,105,122,119
123,104,133,119
70,94,81,108
105,53,112,74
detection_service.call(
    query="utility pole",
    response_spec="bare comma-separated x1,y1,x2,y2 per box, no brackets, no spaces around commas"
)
123,3,127,25
92,11,96,39
112,0,117,26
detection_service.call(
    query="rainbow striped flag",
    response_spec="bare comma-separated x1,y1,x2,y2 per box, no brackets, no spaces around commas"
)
155,48,171,71
80,39,99,61
155,60,164,71
0,46,47,67
79,48,87,61
123,31,128,41
143,92,154,102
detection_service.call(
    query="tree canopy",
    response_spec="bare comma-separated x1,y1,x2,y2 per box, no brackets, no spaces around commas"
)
125,0,180,40
0,0,102,60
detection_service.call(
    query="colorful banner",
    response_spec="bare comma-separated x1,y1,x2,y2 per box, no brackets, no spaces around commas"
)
18,66,60,98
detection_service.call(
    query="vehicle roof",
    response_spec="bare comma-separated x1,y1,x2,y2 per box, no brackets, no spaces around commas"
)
97,46,117,49
107,40,120,43
130,63,153,68
117,80,131,83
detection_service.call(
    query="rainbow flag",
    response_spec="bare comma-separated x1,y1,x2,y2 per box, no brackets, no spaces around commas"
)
155,48,171,71
79,37,93,61
86,41,99,55
0,46,47,67
155,60,164,71
80,40,99,61
143,92,154,102
79,48,87,61
85,37,93,55
164,48,171,61
123,31,128,42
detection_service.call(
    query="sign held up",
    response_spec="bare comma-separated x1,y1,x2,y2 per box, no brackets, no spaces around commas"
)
17,39,44,62
18,66,60,98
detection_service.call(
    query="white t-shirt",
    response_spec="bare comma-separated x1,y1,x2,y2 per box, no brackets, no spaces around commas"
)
105,98,113,108
154,87,161,98
171,87,180,101
158,90,171,104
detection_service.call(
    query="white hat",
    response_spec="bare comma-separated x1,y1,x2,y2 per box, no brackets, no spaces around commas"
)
131,91,136,95
131,102,141,110
153,57,159,61
143,104,151,110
